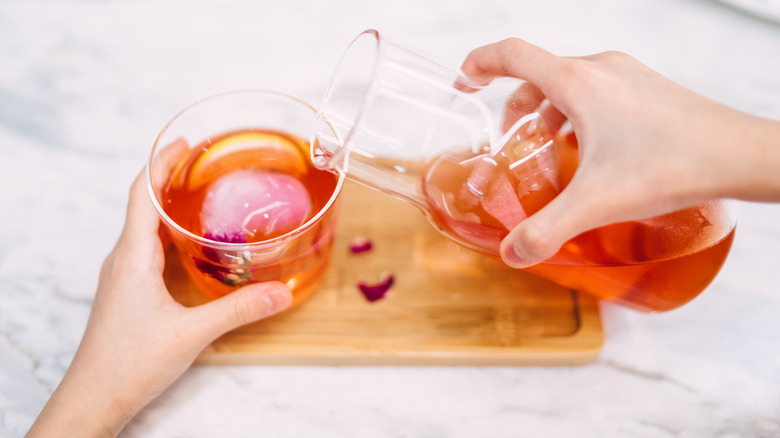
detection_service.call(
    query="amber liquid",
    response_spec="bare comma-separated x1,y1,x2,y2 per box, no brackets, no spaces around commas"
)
423,132,735,312
163,129,340,303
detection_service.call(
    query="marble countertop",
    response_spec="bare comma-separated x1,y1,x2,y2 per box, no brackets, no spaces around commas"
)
2,0,780,436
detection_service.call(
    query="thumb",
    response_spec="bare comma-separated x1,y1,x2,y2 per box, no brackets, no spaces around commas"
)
191,281,293,340
499,182,603,268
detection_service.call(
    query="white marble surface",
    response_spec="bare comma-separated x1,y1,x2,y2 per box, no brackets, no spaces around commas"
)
2,0,780,436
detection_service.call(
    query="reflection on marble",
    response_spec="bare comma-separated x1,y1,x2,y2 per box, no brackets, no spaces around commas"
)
1,0,780,436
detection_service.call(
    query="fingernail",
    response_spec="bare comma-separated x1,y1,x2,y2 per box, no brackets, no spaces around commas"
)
266,285,293,313
502,242,532,268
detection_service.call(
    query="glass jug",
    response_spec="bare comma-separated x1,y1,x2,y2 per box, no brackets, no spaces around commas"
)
311,29,736,312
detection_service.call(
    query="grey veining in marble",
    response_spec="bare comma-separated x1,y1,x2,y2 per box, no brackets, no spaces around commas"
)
2,0,780,437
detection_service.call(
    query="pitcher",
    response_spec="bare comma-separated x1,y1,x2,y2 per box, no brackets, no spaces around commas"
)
311,29,736,312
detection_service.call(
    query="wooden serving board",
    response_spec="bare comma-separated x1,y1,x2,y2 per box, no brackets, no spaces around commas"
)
164,181,603,366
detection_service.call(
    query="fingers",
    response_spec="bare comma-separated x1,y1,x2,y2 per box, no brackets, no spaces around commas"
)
149,138,189,200
499,180,602,268
502,82,545,132
461,38,560,90
123,139,188,243
501,83,568,137
536,100,568,135
190,282,293,340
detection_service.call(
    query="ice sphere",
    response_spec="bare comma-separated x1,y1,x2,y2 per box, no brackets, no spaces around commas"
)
200,169,312,241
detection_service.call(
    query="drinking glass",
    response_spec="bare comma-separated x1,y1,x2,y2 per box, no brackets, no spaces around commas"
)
147,90,345,305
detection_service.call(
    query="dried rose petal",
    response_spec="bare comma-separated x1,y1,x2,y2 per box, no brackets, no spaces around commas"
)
358,273,394,302
195,231,252,286
201,231,247,262
349,237,373,254
204,231,248,244
192,258,246,286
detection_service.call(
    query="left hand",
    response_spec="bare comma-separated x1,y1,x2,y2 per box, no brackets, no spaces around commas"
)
28,140,293,437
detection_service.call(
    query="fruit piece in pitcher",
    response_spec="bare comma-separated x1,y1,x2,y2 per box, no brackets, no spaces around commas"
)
482,167,528,229
199,169,313,242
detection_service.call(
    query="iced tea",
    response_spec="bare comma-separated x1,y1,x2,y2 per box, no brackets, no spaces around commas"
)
162,128,340,302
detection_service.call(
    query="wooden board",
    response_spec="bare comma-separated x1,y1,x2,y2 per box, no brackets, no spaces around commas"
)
165,181,603,366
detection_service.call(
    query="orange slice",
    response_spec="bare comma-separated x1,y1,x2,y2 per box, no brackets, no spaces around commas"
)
187,131,309,190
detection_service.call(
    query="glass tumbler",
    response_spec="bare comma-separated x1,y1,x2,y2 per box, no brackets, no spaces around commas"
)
147,90,345,306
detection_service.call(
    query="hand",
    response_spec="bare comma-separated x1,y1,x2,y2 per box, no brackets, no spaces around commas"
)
28,140,293,437
461,38,780,268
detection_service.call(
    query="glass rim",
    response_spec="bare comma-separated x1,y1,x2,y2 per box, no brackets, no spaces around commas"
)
145,88,346,250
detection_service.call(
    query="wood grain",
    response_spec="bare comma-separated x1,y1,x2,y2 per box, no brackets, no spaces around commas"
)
165,181,603,366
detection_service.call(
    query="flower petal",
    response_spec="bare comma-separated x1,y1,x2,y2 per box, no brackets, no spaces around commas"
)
357,273,394,302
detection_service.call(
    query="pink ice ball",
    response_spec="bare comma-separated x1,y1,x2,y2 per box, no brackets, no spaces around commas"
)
200,169,312,241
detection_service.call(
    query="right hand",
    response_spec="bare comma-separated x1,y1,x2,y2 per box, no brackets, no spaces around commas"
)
461,38,780,268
